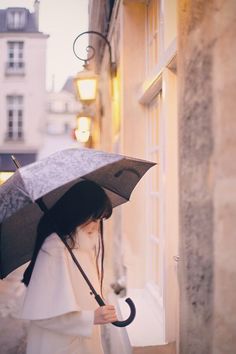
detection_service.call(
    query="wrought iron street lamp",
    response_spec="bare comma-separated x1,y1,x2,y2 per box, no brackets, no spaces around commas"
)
73,30,116,103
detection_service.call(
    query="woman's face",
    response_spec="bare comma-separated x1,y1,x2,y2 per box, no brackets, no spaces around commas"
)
80,219,100,234
74,219,101,251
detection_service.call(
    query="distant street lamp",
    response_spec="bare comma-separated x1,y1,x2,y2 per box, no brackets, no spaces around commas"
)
74,115,91,143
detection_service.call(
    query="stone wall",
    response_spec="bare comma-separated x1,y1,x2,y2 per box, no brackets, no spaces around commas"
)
178,1,236,353
0,268,28,354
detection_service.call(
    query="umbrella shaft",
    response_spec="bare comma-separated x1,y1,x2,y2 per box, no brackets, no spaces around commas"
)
62,238,99,296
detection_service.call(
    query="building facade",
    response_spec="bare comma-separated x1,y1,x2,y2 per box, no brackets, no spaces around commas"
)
39,78,82,159
0,1,48,183
87,1,236,354
87,1,178,353
178,1,236,354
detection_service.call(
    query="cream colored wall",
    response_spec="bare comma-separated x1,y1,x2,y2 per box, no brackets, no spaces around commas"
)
0,34,47,152
120,1,148,289
47,91,80,134
90,0,148,291
89,0,178,350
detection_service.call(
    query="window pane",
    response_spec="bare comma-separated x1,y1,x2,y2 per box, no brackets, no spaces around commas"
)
7,42,24,68
17,96,23,104
151,196,159,237
6,95,23,140
151,158,159,191
146,0,160,72
149,98,160,146
151,242,159,284
147,92,162,291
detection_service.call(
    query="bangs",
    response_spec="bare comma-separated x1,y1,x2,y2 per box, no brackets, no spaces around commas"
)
91,194,113,220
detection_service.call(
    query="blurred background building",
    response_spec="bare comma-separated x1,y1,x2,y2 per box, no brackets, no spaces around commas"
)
0,1,48,183
38,77,82,159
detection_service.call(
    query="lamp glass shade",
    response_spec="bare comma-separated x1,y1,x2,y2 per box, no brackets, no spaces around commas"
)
74,69,98,102
75,129,90,143
77,116,91,131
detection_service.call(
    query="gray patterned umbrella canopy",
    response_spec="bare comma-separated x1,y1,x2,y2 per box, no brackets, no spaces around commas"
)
0,147,156,278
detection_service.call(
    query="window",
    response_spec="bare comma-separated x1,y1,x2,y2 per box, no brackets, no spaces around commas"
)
146,93,163,300
51,100,66,113
6,96,24,141
7,41,24,73
146,0,161,74
7,10,26,30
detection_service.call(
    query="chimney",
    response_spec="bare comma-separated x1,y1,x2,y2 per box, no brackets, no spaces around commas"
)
34,0,40,30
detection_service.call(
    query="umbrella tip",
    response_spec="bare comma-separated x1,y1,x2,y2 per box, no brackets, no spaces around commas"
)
11,155,21,169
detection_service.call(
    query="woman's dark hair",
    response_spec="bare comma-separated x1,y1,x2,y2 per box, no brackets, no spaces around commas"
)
22,180,112,297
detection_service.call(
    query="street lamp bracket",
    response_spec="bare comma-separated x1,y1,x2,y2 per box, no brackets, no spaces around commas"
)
73,30,116,76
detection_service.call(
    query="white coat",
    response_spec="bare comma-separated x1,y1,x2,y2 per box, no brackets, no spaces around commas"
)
16,232,105,354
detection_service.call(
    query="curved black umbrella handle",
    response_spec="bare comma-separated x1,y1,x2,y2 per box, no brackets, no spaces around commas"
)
95,294,136,327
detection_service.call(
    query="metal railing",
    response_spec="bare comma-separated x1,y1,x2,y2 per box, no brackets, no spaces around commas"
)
5,62,25,75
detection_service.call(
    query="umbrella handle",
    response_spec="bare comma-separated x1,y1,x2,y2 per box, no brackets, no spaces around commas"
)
95,294,136,327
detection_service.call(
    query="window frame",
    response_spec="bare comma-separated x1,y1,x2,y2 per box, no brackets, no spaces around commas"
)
146,92,164,304
146,0,161,74
6,95,24,141
7,10,26,30
7,41,24,71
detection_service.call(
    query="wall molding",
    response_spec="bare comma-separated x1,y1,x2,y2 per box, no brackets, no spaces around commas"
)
138,38,177,105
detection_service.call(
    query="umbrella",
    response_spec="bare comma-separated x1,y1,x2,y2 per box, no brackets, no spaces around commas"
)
0,147,156,327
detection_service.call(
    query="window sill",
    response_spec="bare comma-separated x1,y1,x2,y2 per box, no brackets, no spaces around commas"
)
138,38,177,105
5,71,26,77
4,138,25,143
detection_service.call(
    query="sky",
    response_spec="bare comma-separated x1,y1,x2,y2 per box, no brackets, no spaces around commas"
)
0,0,89,91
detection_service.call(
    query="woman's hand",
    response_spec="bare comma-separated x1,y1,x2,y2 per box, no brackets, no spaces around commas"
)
94,305,118,324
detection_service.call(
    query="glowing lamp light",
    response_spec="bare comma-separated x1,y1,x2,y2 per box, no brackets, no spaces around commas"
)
74,69,98,102
74,115,91,143
75,129,90,143
77,116,91,131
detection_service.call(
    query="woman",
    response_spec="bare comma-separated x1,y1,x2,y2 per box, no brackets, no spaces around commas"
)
17,180,118,354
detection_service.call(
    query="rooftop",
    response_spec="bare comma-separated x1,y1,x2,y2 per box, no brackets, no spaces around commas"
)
0,7,39,33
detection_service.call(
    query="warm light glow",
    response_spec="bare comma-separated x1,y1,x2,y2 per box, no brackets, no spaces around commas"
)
74,115,91,143
76,79,97,101
112,74,121,135
75,129,90,143
74,69,98,102
0,172,13,185
77,116,91,131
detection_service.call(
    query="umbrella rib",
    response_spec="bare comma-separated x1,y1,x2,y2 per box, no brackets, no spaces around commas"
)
81,177,130,202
